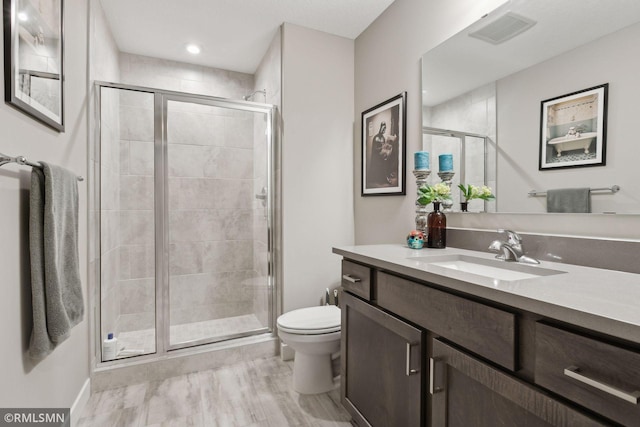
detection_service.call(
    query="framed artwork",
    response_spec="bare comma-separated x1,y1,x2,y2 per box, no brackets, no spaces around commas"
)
539,83,608,170
3,0,64,131
361,92,406,196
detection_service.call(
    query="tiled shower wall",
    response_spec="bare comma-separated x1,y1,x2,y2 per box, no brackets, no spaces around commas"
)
100,87,157,339
166,100,256,326
99,88,121,338
116,90,156,332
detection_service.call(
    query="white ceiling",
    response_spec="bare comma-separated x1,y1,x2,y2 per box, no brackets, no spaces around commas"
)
100,0,395,74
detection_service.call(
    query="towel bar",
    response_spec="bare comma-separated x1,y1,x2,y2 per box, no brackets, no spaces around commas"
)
0,153,84,181
528,185,619,197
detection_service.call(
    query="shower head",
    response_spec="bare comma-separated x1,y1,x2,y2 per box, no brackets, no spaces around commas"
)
243,89,266,101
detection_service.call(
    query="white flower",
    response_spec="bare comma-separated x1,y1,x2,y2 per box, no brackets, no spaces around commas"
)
433,182,451,197
480,186,493,197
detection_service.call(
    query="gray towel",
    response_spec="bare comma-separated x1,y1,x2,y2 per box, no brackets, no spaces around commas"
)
29,162,84,360
546,187,591,213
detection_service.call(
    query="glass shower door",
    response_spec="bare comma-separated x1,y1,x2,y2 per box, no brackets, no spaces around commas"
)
99,86,157,361
164,96,272,349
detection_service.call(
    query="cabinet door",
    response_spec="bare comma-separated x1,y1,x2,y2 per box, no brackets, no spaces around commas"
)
430,339,608,427
342,291,423,427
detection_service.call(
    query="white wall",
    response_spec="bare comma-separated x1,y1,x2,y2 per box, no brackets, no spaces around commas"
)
354,0,640,242
0,0,89,409
282,23,355,311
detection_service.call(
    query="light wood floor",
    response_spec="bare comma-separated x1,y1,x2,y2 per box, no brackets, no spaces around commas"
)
77,356,352,426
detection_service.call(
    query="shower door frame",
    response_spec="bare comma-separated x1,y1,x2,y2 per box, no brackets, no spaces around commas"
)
94,81,279,364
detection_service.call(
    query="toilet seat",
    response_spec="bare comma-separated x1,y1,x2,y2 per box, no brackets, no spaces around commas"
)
277,305,341,335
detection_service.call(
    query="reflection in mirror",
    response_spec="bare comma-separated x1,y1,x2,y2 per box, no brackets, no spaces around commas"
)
3,0,64,131
422,127,495,213
422,0,640,214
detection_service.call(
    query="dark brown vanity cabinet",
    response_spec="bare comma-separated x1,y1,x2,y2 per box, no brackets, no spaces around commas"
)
339,258,633,426
341,259,373,300
341,290,424,427
430,339,604,427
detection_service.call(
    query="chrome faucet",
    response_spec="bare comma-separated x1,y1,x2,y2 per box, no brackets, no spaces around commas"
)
488,229,540,264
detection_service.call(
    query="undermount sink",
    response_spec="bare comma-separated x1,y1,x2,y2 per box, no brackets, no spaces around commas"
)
411,254,566,282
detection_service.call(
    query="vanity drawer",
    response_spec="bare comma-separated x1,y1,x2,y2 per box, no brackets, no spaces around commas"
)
377,271,517,370
535,322,640,426
341,260,373,300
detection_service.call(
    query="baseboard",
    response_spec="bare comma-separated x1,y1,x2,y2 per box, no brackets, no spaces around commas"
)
70,378,91,426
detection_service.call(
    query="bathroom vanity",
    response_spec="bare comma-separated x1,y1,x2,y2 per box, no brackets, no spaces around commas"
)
334,245,640,427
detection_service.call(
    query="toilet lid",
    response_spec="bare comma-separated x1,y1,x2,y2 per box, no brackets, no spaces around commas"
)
277,305,341,334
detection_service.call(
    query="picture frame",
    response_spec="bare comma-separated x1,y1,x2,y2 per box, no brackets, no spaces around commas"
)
361,92,406,196
3,0,64,131
539,83,607,170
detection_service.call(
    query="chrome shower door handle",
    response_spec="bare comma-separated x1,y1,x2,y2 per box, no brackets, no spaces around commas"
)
255,187,267,207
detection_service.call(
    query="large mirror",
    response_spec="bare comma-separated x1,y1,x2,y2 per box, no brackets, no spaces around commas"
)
422,0,640,214
3,0,64,131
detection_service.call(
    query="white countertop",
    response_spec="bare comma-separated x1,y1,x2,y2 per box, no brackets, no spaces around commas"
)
333,244,640,344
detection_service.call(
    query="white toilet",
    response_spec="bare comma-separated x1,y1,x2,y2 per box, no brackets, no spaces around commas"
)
277,305,341,394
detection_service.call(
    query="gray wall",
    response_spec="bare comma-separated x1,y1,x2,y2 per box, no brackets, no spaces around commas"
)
253,29,282,325
281,23,355,311
0,0,89,410
497,22,640,214
354,0,506,244
354,0,640,242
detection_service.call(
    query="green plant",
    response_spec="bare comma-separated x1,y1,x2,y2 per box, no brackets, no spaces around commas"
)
417,183,451,205
457,184,495,202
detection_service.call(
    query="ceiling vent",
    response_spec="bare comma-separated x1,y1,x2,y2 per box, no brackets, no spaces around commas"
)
469,12,536,45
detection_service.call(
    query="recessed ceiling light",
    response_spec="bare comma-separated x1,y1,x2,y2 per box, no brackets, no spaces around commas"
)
186,44,201,54
18,11,28,21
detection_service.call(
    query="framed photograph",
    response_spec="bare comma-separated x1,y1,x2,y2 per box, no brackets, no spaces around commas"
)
539,84,608,170
3,0,64,131
361,92,406,196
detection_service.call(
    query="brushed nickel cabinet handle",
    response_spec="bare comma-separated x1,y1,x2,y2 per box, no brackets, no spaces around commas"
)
342,274,361,283
406,342,419,376
564,366,640,404
429,357,443,394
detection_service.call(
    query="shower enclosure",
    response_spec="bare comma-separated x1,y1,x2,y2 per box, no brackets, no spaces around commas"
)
96,82,277,361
